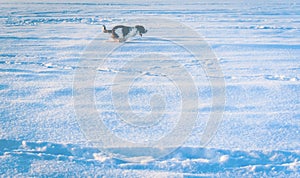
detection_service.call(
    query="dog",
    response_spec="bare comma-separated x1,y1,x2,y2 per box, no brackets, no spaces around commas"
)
102,25,147,42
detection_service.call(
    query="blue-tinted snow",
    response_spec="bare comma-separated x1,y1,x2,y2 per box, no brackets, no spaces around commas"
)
0,0,299,177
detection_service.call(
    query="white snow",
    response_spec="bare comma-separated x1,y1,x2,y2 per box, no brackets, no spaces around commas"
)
219,155,229,163
0,0,299,177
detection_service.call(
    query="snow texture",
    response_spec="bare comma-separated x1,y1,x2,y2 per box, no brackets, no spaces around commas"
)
0,0,299,177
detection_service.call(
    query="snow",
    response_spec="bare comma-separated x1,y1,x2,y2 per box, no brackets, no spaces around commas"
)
0,0,299,177
0,139,299,176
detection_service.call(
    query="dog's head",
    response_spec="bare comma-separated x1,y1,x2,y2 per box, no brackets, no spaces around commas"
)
135,25,147,36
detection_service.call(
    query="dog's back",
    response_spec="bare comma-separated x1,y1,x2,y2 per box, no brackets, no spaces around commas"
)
113,25,134,38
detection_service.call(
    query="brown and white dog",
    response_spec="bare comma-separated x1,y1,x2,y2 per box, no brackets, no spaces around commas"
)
102,25,147,42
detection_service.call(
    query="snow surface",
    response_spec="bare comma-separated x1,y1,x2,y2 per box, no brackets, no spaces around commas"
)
0,0,299,177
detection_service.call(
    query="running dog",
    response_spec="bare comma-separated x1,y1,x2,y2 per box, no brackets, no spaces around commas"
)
102,25,147,42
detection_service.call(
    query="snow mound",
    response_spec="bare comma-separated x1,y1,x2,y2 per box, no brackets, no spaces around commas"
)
1,139,299,177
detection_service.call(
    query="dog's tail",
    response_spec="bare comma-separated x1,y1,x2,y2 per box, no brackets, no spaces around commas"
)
102,25,112,33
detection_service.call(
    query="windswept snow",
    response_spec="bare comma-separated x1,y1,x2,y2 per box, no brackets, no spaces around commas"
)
0,139,299,177
0,0,299,177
